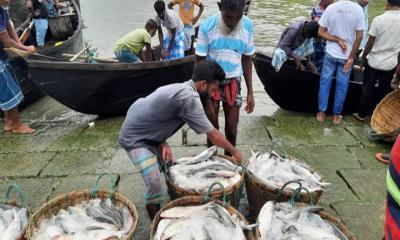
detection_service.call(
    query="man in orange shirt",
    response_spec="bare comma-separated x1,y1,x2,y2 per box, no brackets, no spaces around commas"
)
168,0,204,51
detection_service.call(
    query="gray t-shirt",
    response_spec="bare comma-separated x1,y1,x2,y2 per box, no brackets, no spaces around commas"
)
119,80,214,150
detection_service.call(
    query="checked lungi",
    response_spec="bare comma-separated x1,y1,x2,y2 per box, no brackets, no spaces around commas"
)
163,30,185,60
385,136,400,240
0,59,23,111
126,146,165,205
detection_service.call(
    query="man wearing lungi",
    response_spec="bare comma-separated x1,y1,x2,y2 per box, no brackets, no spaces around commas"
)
0,0,36,134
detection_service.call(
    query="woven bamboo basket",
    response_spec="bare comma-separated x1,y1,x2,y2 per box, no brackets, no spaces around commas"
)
255,202,356,240
370,90,400,142
150,195,257,240
1,183,30,240
245,140,324,221
165,154,245,208
26,173,138,240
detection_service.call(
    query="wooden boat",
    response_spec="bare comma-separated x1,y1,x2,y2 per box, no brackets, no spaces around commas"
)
25,54,196,117
7,0,83,108
253,51,363,114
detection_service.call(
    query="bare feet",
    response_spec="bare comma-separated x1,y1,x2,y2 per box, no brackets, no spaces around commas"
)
4,124,35,134
316,111,325,122
333,115,343,125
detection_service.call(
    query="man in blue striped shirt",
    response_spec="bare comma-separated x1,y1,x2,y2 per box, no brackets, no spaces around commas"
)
195,0,255,154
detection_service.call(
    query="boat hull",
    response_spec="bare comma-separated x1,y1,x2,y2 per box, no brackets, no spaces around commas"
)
26,56,195,117
253,51,363,114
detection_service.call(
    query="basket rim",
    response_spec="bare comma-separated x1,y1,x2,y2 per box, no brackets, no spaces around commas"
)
165,154,245,197
255,202,356,240
25,189,139,239
371,90,400,135
149,195,252,239
245,155,325,196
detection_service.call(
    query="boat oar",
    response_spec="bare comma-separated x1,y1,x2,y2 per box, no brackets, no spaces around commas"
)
5,47,55,60
69,46,90,62
19,21,34,44
61,53,118,63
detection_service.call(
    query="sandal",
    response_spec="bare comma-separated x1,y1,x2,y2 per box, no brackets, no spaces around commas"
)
375,153,389,165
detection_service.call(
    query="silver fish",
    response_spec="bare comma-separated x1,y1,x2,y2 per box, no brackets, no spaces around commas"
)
173,146,217,165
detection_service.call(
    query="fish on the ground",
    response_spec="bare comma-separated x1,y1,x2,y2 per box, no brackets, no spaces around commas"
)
169,147,241,193
32,198,134,240
0,204,29,240
153,202,246,240
257,201,349,240
247,150,330,192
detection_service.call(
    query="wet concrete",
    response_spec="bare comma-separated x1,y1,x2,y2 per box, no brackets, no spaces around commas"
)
0,89,391,239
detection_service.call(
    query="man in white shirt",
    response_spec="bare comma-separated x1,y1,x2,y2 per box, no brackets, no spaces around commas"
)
154,0,185,60
353,0,400,121
317,0,366,125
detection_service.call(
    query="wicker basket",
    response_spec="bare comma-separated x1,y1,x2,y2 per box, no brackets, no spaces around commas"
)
370,90,400,142
245,156,323,222
1,183,30,240
150,195,257,240
165,154,245,208
26,173,138,240
255,202,356,240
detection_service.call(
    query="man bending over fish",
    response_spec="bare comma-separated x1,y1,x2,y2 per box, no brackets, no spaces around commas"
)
118,60,242,219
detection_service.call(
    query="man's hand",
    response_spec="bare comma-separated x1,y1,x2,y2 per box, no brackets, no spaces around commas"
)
231,149,242,163
343,57,354,73
161,142,173,163
306,62,318,73
192,16,200,25
337,39,347,54
26,45,36,53
161,50,170,60
294,57,305,71
245,92,254,114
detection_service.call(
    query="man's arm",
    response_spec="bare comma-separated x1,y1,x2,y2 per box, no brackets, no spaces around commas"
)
242,55,254,114
344,30,363,73
6,21,21,44
318,26,347,53
144,42,153,62
360,36,376,67
0,31,35,52
157,26,163,51
207,129,242,162
192,3,204,25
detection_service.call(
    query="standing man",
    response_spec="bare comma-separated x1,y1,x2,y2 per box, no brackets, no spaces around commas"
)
168,0,204,51
154,0,185,60
195,0,255,154
357,0,370,50
353,0,400,121
27,0,49,47
0,0,36,133
119,60,242,219
310,0,333,72
317,0,366,125
114,19,158,63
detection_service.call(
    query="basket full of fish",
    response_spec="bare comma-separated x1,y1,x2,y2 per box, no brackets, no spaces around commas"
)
0,184,30,240
165,146,245,208
256,200,356,240
150,183,258,240
245,140,329,221
26,173,138,240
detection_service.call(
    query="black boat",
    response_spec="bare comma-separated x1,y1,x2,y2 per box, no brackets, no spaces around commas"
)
25,54,195,117
253,51,363,114
8,0,83,108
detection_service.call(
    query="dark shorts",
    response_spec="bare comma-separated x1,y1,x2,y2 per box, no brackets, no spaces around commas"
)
0,59,23,111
